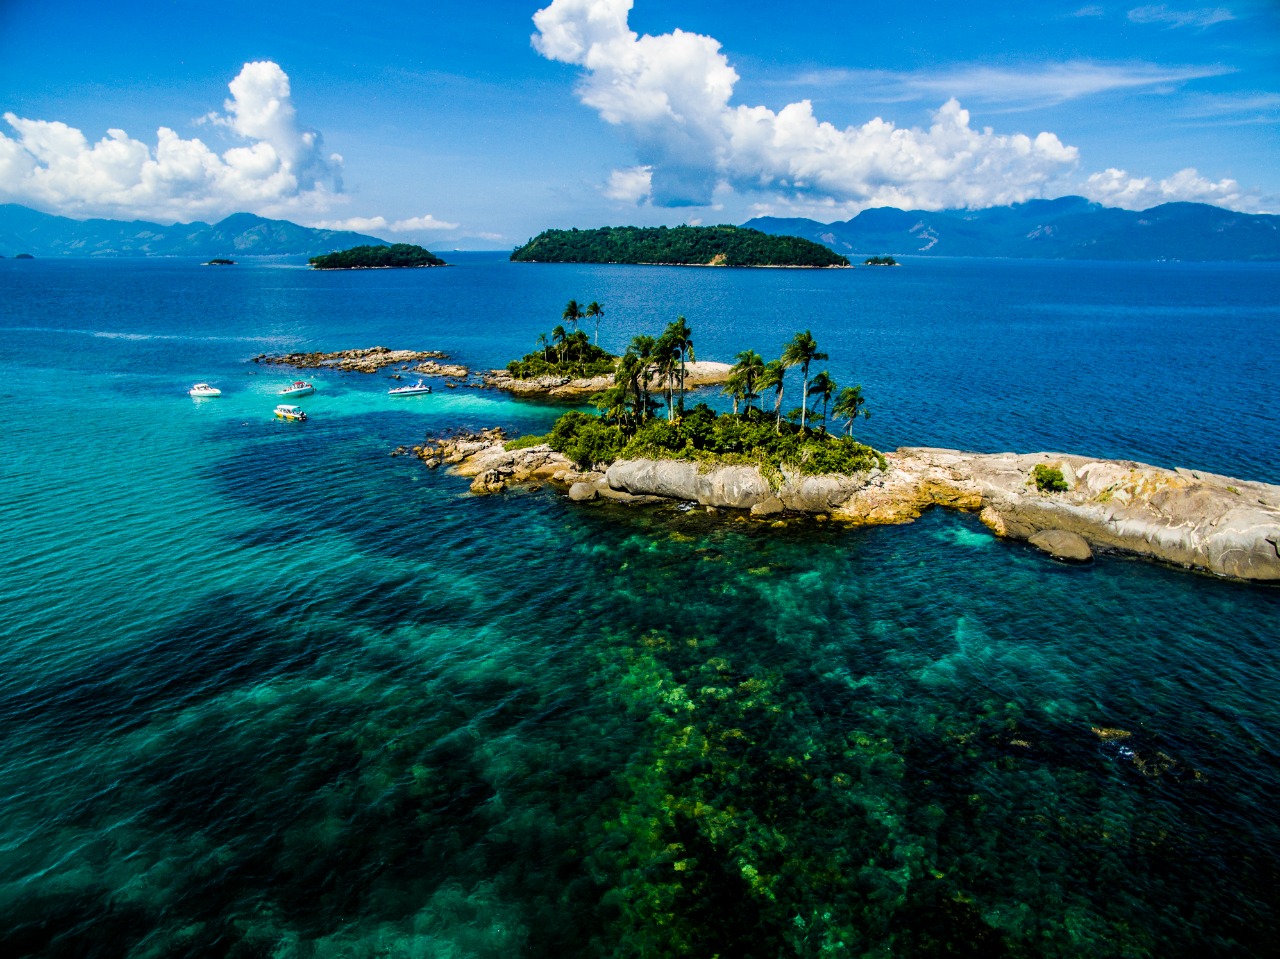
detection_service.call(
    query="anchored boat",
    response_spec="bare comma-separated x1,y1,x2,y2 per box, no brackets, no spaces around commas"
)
274,404,308,421
388,380,432,396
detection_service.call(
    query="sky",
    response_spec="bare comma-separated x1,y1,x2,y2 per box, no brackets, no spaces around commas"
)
1,0,1277,247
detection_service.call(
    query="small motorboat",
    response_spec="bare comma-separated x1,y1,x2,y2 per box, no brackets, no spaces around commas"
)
388,380,432,396
274,404,308,421
279,380,316,397
189,383,222,397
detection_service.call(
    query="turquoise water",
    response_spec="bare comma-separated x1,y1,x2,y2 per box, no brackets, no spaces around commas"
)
1,256,1278,957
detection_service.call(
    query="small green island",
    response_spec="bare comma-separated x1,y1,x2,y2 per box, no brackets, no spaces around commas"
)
863,255,898,266
309,243,447,270
15,253,34,260
205,258,236,266
505,310,877,476
510,225,849,268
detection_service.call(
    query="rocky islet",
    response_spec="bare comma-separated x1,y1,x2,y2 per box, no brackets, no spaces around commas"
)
421,432,1280,582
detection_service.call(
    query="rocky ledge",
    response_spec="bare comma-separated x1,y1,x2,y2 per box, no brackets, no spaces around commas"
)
423,433,1280,582
482,360,734,398
255,346,453,373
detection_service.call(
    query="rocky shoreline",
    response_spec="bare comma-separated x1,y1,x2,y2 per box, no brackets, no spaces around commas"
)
481,360,734,398
415,431,1280,582
253,346,732,398
254,346,460,374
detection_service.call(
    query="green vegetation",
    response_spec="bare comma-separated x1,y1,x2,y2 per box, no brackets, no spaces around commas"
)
510,225,850,268
308,243,446,270
511,316,879,475
863,255,898,265
506,299,618,378
206,258,236,265
1033,464,1069,492
15,252,34,259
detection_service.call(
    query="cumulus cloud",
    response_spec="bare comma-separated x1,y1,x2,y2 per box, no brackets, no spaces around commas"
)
603,165,654,202
1127,5,1235,28
1082,166,1266,210
312,213,460,233
532,0,1079,211
0,61,344,222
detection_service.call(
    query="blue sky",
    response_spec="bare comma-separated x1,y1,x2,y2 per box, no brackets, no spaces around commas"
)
1,0,1276,247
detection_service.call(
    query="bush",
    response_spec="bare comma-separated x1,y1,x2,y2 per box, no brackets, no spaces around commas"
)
1033,464,1068,492
504,433,549,451
540,406,883,477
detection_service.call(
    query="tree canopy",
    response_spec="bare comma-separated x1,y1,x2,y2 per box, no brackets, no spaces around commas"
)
510,225,850,268
309,244,446,270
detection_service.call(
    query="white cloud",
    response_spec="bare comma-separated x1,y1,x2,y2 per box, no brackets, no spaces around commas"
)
311,213,461,234
0,61,343,222
1082,166,1267,210
791,61,1232,110
1072,5,1107,16
1127,5,1235,28
604,165,653,203
532,0,1079,210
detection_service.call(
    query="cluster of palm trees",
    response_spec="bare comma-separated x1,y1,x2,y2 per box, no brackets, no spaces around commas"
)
594,322,868,439
594,316,696,427
561,299,605,345
723,330,868,437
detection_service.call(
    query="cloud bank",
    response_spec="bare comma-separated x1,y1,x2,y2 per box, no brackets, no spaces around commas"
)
0,62,344,223
532,0,1078,212
312,214,461,233
532,0,1264,215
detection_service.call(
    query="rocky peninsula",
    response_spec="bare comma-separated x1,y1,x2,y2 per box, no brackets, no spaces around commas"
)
254,347,468,377
417,432,1280,582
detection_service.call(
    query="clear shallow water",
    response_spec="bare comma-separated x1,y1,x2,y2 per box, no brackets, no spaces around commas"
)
0,256,1278,957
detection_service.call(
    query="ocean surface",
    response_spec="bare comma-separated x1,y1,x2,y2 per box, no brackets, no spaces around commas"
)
1,254,1278,958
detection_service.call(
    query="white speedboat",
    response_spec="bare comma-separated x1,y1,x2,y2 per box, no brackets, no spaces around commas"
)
274,404,308,421
279,380,316,397
189,383,222,397
388,380,432,396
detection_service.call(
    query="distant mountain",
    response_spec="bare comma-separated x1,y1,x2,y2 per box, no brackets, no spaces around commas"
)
0,204,389,257
743,197,1280,261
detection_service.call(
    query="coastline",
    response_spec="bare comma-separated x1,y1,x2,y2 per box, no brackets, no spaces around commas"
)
419,431,1280,582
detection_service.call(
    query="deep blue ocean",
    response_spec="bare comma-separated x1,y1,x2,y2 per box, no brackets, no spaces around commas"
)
1,254,1278,958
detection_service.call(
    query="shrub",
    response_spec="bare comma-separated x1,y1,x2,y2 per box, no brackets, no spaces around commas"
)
504,433,549,451
1033,464,1068,493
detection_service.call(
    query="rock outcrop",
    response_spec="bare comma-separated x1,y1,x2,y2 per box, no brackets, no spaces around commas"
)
426,433,1280,582
256,346,449,373
483,360,734,398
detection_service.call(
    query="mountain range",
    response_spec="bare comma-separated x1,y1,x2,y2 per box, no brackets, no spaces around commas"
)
0,204,388,258
4,197,1278,261
744,197,1280,261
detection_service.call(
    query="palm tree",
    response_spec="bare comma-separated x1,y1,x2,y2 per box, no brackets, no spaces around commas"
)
627,334,658,422
757,359,786,432
662,316,694,413
585,301,604,345
654,333,679,421
562,299,584,361
731,349,765,412
832,385,869,437
721,369,747,414
807,371,836,434
551,324,568,365
537,332,550,362
781,330,828,431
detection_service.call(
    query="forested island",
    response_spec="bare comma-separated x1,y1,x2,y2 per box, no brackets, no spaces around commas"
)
510,225,850,268
309,243,447,270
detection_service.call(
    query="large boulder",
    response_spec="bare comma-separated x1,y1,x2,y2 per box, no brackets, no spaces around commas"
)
1028,529,1093,562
